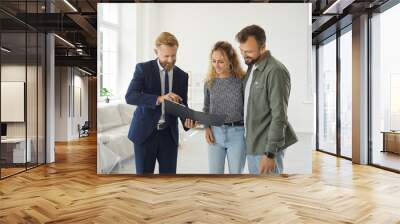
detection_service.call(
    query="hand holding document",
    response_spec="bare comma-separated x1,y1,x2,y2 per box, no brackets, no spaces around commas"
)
164,100,226,127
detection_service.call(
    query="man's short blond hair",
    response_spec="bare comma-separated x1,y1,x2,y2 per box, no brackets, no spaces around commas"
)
155,32,179,48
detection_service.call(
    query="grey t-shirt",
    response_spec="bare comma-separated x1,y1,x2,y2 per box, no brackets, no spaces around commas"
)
203,76,244,125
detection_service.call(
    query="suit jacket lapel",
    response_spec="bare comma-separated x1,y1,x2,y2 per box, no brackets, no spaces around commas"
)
172,67,179,93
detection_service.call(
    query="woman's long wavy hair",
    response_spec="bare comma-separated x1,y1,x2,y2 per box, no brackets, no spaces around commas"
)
206,41,245,87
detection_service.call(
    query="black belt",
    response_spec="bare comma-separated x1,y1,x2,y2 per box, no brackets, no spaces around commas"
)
156,122,169,130
223,120,244,127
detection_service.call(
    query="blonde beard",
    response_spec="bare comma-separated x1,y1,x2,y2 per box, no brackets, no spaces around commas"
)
160,62,175,71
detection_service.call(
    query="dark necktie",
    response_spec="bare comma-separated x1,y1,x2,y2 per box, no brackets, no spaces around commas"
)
164,70,169,124
165,70,169,93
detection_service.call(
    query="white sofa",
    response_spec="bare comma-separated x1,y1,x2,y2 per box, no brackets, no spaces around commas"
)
97,103,136,174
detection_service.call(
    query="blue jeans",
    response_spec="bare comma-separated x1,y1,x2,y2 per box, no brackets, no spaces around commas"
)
208,126,246,174
247,149,285,175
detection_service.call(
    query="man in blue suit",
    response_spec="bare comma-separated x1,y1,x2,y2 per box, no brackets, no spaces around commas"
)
125,32,197,174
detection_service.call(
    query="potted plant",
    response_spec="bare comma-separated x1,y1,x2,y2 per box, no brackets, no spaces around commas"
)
100,87,112,103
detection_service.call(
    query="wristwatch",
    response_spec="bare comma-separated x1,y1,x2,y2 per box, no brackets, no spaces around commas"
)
264,152,275,159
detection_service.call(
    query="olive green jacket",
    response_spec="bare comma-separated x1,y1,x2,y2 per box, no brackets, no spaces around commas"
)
243,51,298,155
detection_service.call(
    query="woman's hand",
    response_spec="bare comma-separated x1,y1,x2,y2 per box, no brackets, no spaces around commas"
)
205,127,215,144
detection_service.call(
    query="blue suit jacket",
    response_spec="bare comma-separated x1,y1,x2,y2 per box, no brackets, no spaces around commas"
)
125,59,189,146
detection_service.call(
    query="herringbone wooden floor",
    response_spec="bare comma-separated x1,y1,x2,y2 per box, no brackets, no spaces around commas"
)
1,134,400,224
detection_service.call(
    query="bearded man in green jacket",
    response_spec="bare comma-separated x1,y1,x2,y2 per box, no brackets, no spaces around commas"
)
236,25,298,175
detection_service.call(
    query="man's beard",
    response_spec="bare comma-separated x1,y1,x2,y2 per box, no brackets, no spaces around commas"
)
160,61,175,70
244,55,260,66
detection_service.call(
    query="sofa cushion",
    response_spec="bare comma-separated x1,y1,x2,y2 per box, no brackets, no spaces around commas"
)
99,125,130,138
98,143,120,174
118,104,136,125
98,104,124,132
101,134,133,161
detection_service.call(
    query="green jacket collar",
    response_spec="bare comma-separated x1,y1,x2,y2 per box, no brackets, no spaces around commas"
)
254,50,271,72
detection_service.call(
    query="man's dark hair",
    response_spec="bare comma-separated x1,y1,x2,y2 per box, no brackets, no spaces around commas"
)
235,24,266,47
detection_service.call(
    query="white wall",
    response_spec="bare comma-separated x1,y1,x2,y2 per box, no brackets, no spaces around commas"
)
72,74,89,137
55,67,68,141
55,67,89,141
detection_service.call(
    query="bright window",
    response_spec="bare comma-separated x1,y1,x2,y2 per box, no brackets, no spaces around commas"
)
318,37,337,154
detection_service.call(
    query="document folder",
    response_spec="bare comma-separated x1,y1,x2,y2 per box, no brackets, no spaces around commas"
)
165,100,226,126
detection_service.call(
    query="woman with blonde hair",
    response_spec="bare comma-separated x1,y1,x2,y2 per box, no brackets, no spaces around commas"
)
203,41,246,174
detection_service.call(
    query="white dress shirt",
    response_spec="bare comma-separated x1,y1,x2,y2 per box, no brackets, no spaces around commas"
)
244,64,257,137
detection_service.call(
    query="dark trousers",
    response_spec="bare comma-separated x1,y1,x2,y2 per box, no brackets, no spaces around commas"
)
134,127,178,174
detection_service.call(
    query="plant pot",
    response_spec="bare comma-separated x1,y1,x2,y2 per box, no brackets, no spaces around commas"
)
105,97,110,103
